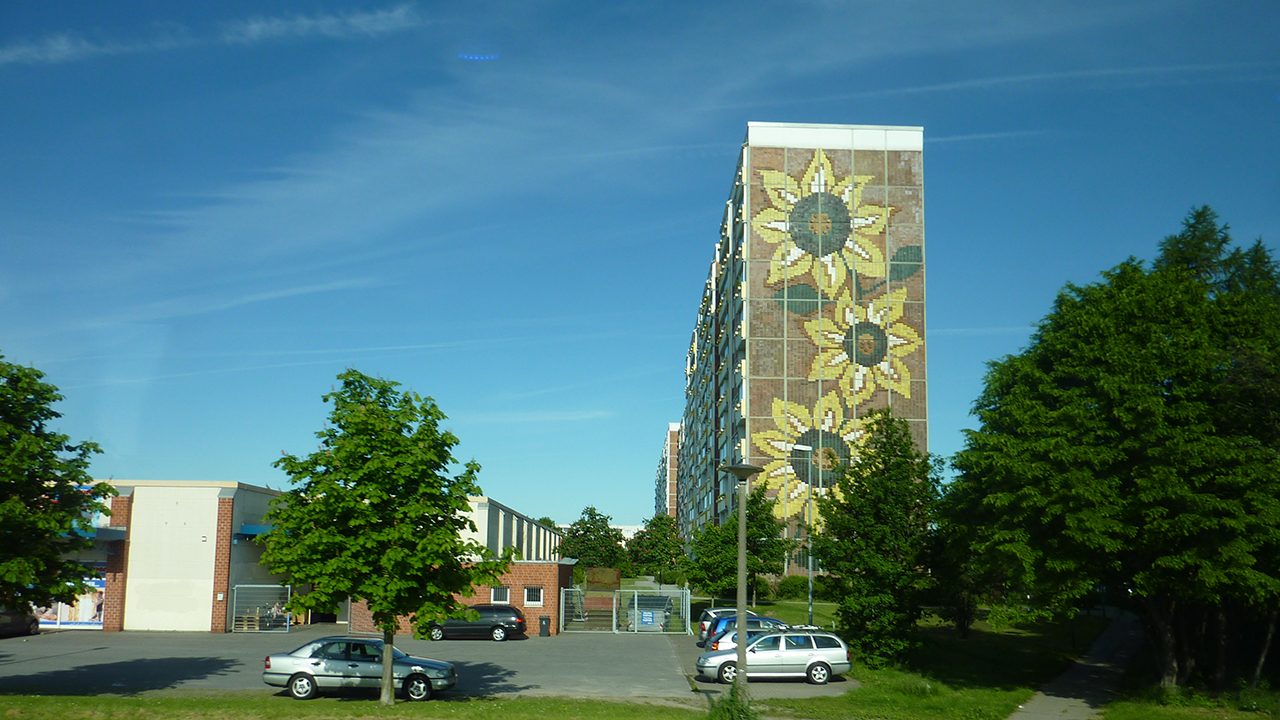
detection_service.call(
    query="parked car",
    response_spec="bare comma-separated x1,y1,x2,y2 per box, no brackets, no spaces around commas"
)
0,606,38,637
705,614,788,643
262,636,455,701
696,607,757,644
696,629,851,685
704,627,771,653
427,603,526,641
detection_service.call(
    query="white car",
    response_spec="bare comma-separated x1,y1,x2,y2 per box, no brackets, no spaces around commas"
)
263,636,456,701
695,630,851,685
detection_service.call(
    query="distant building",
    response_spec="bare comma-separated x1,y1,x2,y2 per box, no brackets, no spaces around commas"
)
675,122,928,561
654,422,680,519
75,481,566,633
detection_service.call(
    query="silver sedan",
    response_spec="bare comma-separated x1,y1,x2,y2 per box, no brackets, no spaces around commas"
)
263,636,456,701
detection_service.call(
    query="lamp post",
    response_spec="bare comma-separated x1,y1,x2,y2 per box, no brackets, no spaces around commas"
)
719,461,763,693
791,443,815,626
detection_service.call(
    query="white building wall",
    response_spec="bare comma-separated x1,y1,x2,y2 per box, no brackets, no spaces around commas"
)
123,485,219,631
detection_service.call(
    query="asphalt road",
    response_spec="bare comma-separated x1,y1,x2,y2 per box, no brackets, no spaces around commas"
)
0,624,854,701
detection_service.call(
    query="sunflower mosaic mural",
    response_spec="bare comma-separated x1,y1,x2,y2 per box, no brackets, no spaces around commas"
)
745,141,925,527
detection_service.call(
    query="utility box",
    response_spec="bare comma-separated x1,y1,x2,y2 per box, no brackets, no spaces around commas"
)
539,616,550,636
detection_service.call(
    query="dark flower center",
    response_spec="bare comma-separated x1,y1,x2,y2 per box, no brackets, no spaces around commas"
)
788,429,848,490
788,192,850,258
845,321,888,366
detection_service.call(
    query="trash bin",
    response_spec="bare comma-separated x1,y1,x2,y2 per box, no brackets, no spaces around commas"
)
539,616,551,636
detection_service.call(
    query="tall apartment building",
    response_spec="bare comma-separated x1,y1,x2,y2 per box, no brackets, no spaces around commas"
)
676,122,927,550
654,422,681,519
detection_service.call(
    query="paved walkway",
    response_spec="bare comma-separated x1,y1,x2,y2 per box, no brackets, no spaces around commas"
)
1007,611,1144,720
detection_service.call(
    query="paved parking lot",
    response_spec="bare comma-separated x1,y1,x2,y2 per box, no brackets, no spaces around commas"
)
0,624,854,701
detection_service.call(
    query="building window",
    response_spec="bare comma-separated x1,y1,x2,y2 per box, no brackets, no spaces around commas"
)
491,586,509,604
524,586,543,607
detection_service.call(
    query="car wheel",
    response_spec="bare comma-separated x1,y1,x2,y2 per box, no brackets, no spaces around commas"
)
428,626,444,641
26,618,39,636
717,661,737,684
490,625,507,642
403,674,432,701
806,662,831,685
287,673,317,700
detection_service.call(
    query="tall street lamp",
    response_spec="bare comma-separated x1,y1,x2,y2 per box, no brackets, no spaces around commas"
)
719,460,763,693
791,443,816,626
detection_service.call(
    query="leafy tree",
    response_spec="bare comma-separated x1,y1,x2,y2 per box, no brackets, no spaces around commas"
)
681,486,788,605
535,516,560,531
0,356,116,609
814,410,940,664
557,506,626,569
947,208,1280,689
628,513,683,584
261,369,509,705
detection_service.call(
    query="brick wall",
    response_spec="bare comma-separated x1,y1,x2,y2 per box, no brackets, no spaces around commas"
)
102,495,133,632
349,561,572,637
209,497,234,632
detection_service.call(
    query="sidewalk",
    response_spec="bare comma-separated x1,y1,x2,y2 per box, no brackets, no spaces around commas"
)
1006,611,1144,720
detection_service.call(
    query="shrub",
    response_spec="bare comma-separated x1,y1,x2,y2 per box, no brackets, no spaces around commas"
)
776,575,808,600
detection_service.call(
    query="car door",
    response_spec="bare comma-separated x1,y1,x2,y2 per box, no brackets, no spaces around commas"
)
781,633,817,676
745,634,785,675
308,640,354,688
347,640,384,688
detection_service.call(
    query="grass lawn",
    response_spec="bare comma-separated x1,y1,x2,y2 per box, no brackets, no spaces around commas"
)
0,693,708,720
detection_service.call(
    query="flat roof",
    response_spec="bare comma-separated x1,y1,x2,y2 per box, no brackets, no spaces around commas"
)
746,121,923,151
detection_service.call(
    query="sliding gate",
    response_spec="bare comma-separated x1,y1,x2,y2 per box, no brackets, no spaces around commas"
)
560,587,690,634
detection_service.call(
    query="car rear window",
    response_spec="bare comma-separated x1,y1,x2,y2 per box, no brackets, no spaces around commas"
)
813,635,842,649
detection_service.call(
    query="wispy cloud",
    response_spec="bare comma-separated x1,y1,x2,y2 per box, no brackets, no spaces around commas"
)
221,4,424,44
86,278,377,327
0,4,423,67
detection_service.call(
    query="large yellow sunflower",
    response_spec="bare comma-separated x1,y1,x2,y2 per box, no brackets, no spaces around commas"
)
751,149,890,296
805,287,922,407
750,393,865,524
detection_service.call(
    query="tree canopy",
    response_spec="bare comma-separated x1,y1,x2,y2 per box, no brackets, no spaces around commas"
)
682,486,788,603
814,410,940,664
557,506,626,569
260,369,509,704
0,355,116,609
627,513,682,584
946,207,1280,689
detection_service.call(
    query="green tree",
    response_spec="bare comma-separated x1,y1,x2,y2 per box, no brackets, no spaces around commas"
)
0,356,116,610
628,513,683,584
814,410,939,664
261,369,509,705
947,208,1280,689
681,486,788,605
535,516,560,531
557,506,626,569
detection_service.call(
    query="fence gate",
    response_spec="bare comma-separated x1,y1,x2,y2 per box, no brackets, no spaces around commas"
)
560,587,691,634
231,584,292,632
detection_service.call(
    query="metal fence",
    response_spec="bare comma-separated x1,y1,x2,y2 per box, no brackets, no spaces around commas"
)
231,584,292,632
560,587,690,634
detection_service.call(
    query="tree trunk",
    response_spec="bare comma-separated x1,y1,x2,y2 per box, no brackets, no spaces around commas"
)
1212,605,1227,694
1148,597,1180,688
380,627,396,706
1253,608,1277,689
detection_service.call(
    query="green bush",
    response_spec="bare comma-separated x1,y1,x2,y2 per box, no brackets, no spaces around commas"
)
776,575,807,600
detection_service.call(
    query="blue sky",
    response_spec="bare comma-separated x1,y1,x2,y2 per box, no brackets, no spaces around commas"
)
3,1,1277,526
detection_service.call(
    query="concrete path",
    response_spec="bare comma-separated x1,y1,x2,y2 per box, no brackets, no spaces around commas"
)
1007,611,1144,720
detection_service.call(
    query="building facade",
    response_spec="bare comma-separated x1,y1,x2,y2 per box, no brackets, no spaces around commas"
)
654,422,680,519
91,479,283,632
464,496,562,562
676,122,927,552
